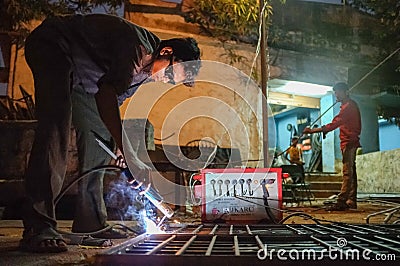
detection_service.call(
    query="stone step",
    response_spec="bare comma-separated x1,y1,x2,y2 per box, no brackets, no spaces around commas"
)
305,173,342,182
311,190,340,199
308,181,342,191
303,173,342,199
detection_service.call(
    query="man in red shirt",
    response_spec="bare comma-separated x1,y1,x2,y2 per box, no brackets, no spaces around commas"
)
303,82,361,211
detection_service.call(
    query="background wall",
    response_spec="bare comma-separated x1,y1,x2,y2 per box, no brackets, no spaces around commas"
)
357,148,400,193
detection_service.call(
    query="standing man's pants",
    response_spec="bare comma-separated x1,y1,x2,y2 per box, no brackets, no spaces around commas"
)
337,146,358,206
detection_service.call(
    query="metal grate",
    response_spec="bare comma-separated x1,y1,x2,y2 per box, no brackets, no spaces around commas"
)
95,224,400,265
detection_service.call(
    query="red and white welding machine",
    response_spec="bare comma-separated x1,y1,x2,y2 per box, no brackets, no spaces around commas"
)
197,168,282,224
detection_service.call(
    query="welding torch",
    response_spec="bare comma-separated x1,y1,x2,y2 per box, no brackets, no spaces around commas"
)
92,131,174,219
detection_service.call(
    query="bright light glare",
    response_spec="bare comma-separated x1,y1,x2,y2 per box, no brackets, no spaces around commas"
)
269,79,332,97
145,217,165,234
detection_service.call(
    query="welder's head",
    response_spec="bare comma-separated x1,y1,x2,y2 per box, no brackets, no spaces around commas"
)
332,82,349,102
154,38,201,87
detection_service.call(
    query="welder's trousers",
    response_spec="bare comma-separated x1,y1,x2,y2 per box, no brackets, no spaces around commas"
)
337,146,358,206
23,23,111,234
71,85,111,233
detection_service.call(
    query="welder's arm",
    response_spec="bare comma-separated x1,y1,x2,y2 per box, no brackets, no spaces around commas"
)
95,83,124,153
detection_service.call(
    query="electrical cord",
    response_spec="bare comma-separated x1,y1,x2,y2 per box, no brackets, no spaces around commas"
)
234,195,340,225
54,165,151,238
54,165,123,206
58,222,142,237
189,173,202,206
154,132,175,141
278,212,322,224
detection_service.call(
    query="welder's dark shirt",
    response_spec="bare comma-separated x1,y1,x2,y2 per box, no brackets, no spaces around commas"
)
43,14,160,96
322,98,361,150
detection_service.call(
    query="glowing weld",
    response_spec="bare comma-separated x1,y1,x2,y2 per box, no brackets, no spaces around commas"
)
145,217,165,234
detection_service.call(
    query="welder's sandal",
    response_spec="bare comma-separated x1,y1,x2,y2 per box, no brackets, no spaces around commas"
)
19,227,68,253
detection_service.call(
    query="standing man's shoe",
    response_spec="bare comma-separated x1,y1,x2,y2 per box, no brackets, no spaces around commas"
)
346,200,357,209
325,203,349,211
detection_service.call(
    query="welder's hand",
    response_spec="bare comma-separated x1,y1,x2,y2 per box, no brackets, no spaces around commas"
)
115,148,127,168
127,158,152,185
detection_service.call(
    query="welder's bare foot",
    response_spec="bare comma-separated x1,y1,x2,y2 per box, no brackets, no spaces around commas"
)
20,227,68,253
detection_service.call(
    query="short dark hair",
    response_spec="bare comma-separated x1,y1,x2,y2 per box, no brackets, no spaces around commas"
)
157,38,201,86
333,82,349,91
158,37,200,62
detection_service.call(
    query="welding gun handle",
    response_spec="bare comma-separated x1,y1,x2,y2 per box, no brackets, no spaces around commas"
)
123,168,174,218
122,168,135,183
122,168,163,202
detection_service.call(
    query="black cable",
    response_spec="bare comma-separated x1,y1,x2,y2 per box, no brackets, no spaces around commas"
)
278,212,322,224
54,165,148,238
58,222,142,237
54,165,123,205
233,195,278,224
234,195,340,225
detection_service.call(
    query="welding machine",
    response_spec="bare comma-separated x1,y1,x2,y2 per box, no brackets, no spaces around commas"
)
197,168,282,223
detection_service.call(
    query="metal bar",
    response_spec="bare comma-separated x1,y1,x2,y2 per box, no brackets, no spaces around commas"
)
104,233,149,254
145,235,176,255
368,224,400,234
374,235,400,247
286,224,307,234
353,235,400,253
366,206,400,223
259,0,269,168
170,225,187,234
175,235,197,256
301,225,328,235
98,223,400,263
316,224,347,234
210,224,219,235
345,224,382,234
157,215,168,228
191,225,204,234
246,225,253,235
254,235,264,249
384,209,400,224
310,236,345,256
329,235,380,256
205,235,217,256
331,224,368,234
234,235,240,256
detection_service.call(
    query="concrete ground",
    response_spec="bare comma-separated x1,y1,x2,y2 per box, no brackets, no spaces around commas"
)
0,199,399,266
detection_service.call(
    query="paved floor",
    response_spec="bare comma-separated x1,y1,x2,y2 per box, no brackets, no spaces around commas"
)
0,200,399,266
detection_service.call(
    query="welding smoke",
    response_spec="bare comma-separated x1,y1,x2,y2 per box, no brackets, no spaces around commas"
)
105,173,157,234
